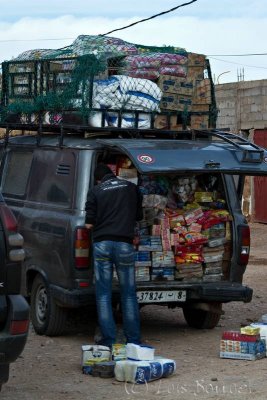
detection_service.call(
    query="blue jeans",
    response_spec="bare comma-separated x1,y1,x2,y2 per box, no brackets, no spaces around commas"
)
93,241,141,347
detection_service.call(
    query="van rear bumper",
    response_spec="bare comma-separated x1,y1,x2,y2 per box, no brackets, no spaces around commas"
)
197,282,253,303
50,284,95,308
50,281,253,308
135,282,253,304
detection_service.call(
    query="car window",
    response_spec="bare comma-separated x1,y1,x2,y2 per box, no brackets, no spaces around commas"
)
27,149,76,207
2,151,33,197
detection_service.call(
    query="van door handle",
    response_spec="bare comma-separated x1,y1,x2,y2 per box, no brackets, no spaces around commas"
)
205,160,221,168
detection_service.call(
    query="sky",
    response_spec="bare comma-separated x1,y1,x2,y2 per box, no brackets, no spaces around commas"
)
0,0,267,84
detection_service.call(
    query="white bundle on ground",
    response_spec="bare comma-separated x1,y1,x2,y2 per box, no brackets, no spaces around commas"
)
126,343,155,361
115,358,176,383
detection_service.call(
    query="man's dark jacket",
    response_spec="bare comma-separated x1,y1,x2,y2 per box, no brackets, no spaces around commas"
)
85,173,143,243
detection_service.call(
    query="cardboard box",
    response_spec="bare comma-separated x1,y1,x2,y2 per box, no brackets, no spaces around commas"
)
192,78,212,104
81,345,111,367
191,104,210,112
190,114,209,129
154,114,183,131
160,94,192,112
220,351,265,361
158,75,194,96
187,53,206,67
187,66,204,80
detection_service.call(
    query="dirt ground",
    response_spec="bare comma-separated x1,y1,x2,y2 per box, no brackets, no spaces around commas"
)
2,222,267,400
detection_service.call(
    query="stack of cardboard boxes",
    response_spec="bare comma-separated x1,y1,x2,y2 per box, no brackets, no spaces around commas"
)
156,52,212,131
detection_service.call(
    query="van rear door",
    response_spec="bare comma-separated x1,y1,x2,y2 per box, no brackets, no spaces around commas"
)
97,136,267,176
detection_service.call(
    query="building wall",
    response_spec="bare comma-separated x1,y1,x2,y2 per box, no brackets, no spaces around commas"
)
215,80,267,223
215,80,267,132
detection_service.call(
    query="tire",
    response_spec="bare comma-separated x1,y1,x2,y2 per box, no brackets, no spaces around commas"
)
183,303,222,329
30,274,68,336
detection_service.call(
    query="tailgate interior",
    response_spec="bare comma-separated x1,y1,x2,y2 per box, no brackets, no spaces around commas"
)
97,151,233,286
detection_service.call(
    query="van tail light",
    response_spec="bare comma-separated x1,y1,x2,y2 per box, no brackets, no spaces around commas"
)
75,228,90,269
0,204,17,232
238,225,250,265
10,319,29,335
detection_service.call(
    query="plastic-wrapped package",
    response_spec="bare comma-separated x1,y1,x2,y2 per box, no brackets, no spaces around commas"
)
114,358,176,383
108,112,151,128
92,75,162,113
126,343,155,361
159,65,187,77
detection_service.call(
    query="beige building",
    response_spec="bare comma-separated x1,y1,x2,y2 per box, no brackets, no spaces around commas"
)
215,79,267,134
215,79,267,223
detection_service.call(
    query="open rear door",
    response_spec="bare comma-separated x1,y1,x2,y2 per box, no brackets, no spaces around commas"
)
97,138,267,176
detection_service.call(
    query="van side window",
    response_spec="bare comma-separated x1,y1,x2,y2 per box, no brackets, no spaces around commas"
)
27,149,75,207
2,151,33,197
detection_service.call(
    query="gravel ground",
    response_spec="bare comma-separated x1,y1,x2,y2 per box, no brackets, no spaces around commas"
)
2,222,267,400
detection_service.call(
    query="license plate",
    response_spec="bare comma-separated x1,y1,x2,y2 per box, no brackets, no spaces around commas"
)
137,290,186,303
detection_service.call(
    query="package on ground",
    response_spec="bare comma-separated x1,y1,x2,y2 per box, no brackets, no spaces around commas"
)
91,361,116,378
112,344,127,361
250,323,267,355
81,344,111,373
115,358,176,383
240,326,261,335
126,343,155,361
219,328,266,360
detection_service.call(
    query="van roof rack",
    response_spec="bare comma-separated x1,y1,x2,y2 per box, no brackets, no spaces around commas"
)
0,121,264,163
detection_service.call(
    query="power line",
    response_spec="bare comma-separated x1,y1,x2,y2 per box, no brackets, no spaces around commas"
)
99,0,198,36
209,56,267,70
208,52,267,57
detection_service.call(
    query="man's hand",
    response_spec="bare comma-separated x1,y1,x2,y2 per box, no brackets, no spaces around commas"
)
85,224,94,230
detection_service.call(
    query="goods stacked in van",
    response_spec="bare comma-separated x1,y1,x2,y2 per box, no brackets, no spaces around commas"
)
0,35,215,130
109,157,231,283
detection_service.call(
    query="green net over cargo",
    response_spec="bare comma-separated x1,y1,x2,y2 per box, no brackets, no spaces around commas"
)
0,35,217,130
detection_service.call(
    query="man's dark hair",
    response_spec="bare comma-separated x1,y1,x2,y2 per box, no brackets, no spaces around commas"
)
94,163,114,181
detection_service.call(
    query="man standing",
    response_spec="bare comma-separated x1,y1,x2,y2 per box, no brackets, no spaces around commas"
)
85,163,142,347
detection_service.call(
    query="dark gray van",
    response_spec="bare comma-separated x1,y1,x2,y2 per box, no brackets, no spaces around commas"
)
0,125,266,336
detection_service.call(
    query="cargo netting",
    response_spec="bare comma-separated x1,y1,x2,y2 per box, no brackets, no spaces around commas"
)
0,35,217,130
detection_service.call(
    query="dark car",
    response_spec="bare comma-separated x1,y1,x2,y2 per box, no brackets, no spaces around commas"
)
0,192,29,391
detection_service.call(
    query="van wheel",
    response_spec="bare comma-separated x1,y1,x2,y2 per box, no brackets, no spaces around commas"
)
183,303,222,329
30,275,68,336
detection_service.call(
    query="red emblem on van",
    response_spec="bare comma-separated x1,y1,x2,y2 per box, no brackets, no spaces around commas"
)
137,154,155,164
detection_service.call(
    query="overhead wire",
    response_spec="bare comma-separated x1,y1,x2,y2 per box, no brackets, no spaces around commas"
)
208,52,267,57
99,0,198,36
209,56,267,70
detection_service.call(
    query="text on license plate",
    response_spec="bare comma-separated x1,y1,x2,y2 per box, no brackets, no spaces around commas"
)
137,290,186,303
